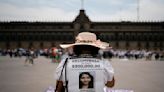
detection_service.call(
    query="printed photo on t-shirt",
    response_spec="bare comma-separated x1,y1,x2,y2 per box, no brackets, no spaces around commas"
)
79,71,95,90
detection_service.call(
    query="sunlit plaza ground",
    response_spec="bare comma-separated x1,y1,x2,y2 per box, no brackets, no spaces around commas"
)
0,56,164,92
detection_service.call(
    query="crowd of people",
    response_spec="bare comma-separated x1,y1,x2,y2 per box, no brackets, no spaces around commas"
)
104,49,164,61
0,48,61,58
0,32,163,92
0,48,164,61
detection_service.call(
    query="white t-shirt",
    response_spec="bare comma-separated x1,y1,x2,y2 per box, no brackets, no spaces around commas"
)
55,57,114,92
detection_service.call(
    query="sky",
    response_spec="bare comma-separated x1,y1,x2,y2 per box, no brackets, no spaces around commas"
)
0,0,164,22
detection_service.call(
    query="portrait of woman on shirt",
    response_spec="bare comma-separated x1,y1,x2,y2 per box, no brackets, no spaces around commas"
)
79,72,94,89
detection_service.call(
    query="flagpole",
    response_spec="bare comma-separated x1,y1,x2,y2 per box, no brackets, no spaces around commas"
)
81,0,84,9
137,0,140,21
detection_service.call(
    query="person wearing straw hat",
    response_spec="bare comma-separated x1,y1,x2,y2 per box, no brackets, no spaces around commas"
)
55,32,115,92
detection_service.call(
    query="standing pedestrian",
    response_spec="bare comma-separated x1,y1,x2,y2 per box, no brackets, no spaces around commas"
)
25,48,35,65
55,32,115,92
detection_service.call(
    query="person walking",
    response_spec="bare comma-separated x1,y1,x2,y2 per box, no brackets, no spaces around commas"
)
25,48,35,65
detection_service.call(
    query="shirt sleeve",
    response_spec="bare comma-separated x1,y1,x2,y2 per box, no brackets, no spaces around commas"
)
55,58,66,81
103,59,114,83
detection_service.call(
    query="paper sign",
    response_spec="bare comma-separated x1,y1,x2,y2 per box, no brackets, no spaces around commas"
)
66,58,104,92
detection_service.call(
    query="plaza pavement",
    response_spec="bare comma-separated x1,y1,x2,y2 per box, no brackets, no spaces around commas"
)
0,56,164,92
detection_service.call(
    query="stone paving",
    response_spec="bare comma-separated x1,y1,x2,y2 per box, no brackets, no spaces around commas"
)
0,56,164,92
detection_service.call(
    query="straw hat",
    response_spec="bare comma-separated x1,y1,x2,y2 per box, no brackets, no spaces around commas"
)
60,32,111,49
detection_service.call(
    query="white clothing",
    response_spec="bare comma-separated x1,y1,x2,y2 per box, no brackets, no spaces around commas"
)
55,57,114,92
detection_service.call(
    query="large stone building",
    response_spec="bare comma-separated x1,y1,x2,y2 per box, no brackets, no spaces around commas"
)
0,9,164,50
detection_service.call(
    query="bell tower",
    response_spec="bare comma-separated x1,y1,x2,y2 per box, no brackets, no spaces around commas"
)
73,0,91,35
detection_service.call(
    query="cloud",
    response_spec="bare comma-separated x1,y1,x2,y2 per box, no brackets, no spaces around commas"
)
0,3,77,21
139,0,164,21
87,0,164,21
0,0,164,21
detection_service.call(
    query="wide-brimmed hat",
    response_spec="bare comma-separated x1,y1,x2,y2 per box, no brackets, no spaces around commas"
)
60,32,111,49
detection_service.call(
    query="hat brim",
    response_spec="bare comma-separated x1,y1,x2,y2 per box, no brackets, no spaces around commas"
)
60,43,106,49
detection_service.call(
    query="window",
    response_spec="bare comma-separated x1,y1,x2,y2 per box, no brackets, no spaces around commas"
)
0,33,2,41
118,33,123,40
137,42,141,47
29,42,33,48
6,42,10,48
17,42,21,48
154,42,157,47
126,41,129,47
40,42,43,48
160,42,163,49
116,42,119,48
149,35,152,41
125,34,130,41
145,42,149,49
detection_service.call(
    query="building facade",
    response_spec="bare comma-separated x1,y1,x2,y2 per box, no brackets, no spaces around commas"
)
0,9,164,50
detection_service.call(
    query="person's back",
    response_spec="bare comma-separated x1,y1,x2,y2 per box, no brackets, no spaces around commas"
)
55,32,115,92
56,56,114,92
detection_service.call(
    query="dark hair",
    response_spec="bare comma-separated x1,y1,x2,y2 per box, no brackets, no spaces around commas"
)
73,45,99,57
79,72,94,89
